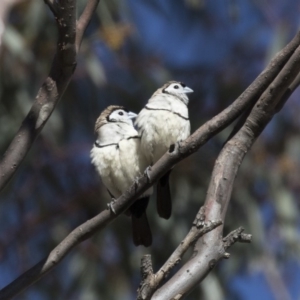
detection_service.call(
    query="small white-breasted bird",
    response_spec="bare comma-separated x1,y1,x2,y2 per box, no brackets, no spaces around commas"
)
90,105,152,247
135,81,193,219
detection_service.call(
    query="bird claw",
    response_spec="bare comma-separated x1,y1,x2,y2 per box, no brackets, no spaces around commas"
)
144,166,152,183
134,177,140,189
107,198,117,214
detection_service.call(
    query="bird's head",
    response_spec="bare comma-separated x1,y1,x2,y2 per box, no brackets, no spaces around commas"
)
160,81,193,105
94,105,137,132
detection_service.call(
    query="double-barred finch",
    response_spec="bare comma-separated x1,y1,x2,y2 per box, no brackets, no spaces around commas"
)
90,106,152,247
135,81,193,219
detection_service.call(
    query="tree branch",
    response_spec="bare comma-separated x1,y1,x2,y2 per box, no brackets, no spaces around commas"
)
0,206,114,299
44,0,58,16
0,0,101,193
0,28,300,299
107,30,300,217
76,0,100,52
223,227,252,251
0,3,298,195
151,39,300,300
275,70,300,112
137,207,222,300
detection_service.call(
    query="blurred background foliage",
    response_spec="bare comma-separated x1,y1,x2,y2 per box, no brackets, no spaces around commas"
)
1,0,300,299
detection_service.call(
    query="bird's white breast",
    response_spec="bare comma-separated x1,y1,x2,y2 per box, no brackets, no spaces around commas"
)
135,95,190,164
91,137,151,198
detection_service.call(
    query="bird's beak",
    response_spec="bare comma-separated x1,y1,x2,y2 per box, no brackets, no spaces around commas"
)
128,111,138,119
183,86,194,94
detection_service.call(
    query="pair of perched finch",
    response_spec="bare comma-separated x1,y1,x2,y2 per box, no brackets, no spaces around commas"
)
90,81,193,246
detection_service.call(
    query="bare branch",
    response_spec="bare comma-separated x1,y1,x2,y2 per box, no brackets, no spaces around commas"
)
1,26,300,300
223,227,252,250
177,31,300,160
137,210,222,300
0,7,298,195
76,0,100,51
44,0,58,16
156,221,222,285
108,30,300,218
153,36,300,300
151,39,300,300
0,207,115,299
275,70,300,112
0,0,101,193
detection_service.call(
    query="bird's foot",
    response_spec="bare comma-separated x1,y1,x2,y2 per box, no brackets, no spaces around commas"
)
144,166,152,183
168,143,176,153
107,198,117,214
134,177,140,190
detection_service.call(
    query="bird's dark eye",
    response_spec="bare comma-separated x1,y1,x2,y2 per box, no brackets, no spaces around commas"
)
118,111,124,116
174,85,179,89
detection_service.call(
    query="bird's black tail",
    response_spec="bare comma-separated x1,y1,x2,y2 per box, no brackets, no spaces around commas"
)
131,212,152,247
130,197,152,247
156,170,172,219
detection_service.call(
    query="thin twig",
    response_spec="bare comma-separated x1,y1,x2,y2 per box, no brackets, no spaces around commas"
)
44,0,58,16
0,0,101,193
137,211,222,300
105,30,300,217
223,227,252,251
156,221,222,281
76,0,100,51
151,40,300,300
1,29,300,300
1,17,300,300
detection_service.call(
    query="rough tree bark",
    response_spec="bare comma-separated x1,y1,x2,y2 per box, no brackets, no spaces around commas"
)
0,0,99,192
149,38,300,300
1,2,300,300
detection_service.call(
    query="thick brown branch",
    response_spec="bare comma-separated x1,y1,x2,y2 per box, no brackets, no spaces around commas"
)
0,8,298,195
76,0,100,51
151,40,300,300
0,0,101,193
2,29,300,300
137,212,222,300
108,30,300,219
275,71,300,112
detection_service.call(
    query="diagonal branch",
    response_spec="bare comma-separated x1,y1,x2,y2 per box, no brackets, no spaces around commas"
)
223,227,252,251
1,29,300,300
107,30,300,217
44,0,58,16
151,39,300,300
0,206,115,299
76,0,100,51
0,4,298,195
0,0,101,193
137,207,222,300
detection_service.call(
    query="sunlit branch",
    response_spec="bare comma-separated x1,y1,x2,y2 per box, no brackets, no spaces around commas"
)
1,9,300,300
151,41,300,300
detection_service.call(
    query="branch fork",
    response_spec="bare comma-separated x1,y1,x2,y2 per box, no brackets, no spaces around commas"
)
1,6,300,298
223,227,252,250
137,207,222,300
